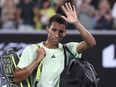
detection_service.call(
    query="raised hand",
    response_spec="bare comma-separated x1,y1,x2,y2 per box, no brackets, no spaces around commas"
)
61,3,78,24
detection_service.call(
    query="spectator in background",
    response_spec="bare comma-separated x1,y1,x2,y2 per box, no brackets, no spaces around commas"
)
95,0,114,30
54,0,64,15
91,0,100,9
112,1,116,29
16,0,38,31
33,8,42,30
0,6,1,28
53,0,64,12
33,0,41,8
1,0,17,29
40,0,56,29
78,0,96,30
73,0,82,9
54,0,64,5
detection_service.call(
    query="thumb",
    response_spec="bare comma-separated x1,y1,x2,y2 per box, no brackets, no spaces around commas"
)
61,16,67,21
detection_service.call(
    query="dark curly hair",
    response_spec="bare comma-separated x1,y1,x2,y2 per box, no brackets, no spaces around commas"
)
47,14,67,28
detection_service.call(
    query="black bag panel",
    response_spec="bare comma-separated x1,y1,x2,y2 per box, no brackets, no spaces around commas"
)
60,59,94,87
79,58,100,85
60,45,100,87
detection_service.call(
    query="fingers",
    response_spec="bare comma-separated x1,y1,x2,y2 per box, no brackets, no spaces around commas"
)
38,47,45,52
68,3,73,11
37,47,46,57
65,3,70,12
62,5,68,15
62,3,74,13
73,5,76,13
37,47,45,54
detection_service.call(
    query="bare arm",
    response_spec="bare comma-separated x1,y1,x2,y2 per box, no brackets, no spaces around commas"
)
13,60,40,84
61,3,96,53
16,8,22,23
13,47,46,84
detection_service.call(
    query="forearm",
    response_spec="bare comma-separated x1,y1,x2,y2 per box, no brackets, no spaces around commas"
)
16,9,22,22
74,21,96,47
13,59,41,84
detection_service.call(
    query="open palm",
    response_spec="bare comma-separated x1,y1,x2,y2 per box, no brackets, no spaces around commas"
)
61,3,78,24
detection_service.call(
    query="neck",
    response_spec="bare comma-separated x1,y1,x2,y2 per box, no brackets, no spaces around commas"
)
43,41,59,48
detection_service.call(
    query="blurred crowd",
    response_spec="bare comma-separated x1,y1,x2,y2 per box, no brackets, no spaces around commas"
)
0,0,116,31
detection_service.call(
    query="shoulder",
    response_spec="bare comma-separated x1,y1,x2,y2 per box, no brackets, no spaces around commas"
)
24,44,35,50
65,42,82,58
23,42,42,52
65,42,78,53
65,42,79,47
22,44,34,54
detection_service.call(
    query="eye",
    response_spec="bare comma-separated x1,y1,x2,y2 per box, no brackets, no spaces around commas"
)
59,30,64,33
52,28,57,32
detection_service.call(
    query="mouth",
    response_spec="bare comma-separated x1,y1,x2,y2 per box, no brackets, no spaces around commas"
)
53,38,60,43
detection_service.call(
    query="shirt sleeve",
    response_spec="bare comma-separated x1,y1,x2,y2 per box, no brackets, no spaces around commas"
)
17,44,37,68
66,42,82,58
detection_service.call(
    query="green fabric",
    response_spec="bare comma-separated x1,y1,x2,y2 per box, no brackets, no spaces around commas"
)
17,42,82,87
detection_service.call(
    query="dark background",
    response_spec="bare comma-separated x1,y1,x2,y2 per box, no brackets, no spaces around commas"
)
0,33,116,87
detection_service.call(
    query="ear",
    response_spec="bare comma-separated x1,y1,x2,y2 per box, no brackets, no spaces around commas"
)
63,31,66,37
46,26,49,33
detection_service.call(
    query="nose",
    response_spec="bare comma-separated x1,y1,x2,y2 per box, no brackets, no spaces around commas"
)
55,31,60,38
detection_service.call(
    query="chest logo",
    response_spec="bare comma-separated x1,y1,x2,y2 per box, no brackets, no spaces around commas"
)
51,55,56,58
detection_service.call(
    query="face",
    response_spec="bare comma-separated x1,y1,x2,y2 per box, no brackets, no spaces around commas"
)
43,1,50,9
46,22,66,45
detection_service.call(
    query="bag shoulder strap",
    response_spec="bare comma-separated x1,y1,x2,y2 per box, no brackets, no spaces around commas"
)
64,45,75,58
34,44,43,87
63,45,67,68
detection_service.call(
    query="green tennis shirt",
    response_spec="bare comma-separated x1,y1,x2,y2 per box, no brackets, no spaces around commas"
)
17,42,82,87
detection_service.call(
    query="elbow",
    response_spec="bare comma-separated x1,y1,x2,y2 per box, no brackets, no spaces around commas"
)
87,39,96,48
13,70,29,84
93,39,96,46
89,39,96,47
